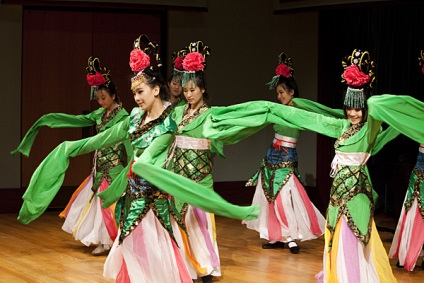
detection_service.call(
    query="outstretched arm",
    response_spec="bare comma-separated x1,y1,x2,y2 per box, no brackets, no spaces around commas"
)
17,118,129,224
368,94,424,145
211,100,347,139
11,109,104,157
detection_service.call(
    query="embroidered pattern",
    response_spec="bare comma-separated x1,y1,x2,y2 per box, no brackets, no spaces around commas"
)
328,165,374,245
334,122,365,149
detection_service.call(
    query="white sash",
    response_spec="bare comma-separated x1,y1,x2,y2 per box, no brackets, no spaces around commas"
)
273,134,297,148
330,151,370,177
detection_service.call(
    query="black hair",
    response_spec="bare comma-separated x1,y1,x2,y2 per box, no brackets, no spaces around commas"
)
142,67,170,101
184,71,209,101
276,75,299,98
97,81,121,104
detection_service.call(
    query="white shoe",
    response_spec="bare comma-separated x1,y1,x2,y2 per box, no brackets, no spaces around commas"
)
92,244,110,256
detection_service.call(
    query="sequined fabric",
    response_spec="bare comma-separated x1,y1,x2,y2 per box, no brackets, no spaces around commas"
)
404,151,424,217
247,143,300,203
118,176,185,243
172,103,212,215
328,165,374,245
334,122,365,149
93,103,127,189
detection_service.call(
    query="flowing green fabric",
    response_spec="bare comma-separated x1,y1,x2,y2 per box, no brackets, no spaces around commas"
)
17,119,131,224
211,94,422,243
131,161,259,221
11,108,129,157
172,105,268,158
292,97,345,119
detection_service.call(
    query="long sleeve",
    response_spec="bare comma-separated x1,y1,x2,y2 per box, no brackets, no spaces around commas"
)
292,97,345,118
131,160,260,221
368,94,424,144
372,126,400,155
17,118,130,224
212,100,348,139
11,109,104,157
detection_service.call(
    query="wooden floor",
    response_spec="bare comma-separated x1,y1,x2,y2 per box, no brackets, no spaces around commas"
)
0,212,423,283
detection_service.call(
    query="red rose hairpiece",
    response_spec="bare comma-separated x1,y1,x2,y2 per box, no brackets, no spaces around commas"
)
174,56,184,71
86,57,111,99
86,72,106,87
343,65,370,88
129,49,150,73
275,63,292,78
182,52,205,72
265,52,294,90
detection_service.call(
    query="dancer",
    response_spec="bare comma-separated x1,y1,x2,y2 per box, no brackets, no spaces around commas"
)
167,41,220,283
243,52,325,254
168,48,187,107
388,50,424,271
12,57,129,255
17,35,259,283
211,49,407,282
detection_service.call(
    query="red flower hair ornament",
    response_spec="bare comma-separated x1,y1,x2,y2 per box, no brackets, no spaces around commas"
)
343,65,370,88
275,63,292,78
129,49,150,73
86,72,106,87
174,56,184,71
421,64,424,75
182,52,205,72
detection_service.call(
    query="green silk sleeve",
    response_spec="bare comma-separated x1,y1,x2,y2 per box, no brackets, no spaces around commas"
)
131,161,260,221
17,118,130,224
212,101,347,139
372,126,400,155
367,94,424,144
292,97,345,118
11,109,103,157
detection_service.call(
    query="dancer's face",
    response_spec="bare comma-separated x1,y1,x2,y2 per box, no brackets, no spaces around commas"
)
183,80,205,110
276,84,294,106
346,107,363,125
168,79,182,98
133,82,160,111
95,89,116,112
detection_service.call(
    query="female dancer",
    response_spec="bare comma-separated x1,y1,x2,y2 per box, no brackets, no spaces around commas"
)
211,49,410,282
134,41,267,283
12,57,129,255
244,52,325,254
388,50,424,271
17,35,259,283
168,48,187,107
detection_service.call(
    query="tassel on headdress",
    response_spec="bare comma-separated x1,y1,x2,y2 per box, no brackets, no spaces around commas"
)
341,49,375,108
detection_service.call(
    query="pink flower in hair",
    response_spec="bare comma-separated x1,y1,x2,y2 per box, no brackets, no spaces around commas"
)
129,49,150,72
343,65,370,87
183,52,205,72
275,63,291,78
86,72,106,87
421,64,424,75
174,56,184,71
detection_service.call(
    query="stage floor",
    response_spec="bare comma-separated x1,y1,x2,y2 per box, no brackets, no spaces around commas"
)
0,212,422,282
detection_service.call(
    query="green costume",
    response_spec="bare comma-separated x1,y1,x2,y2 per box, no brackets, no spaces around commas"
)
210,94,423,245
18,104,259,227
